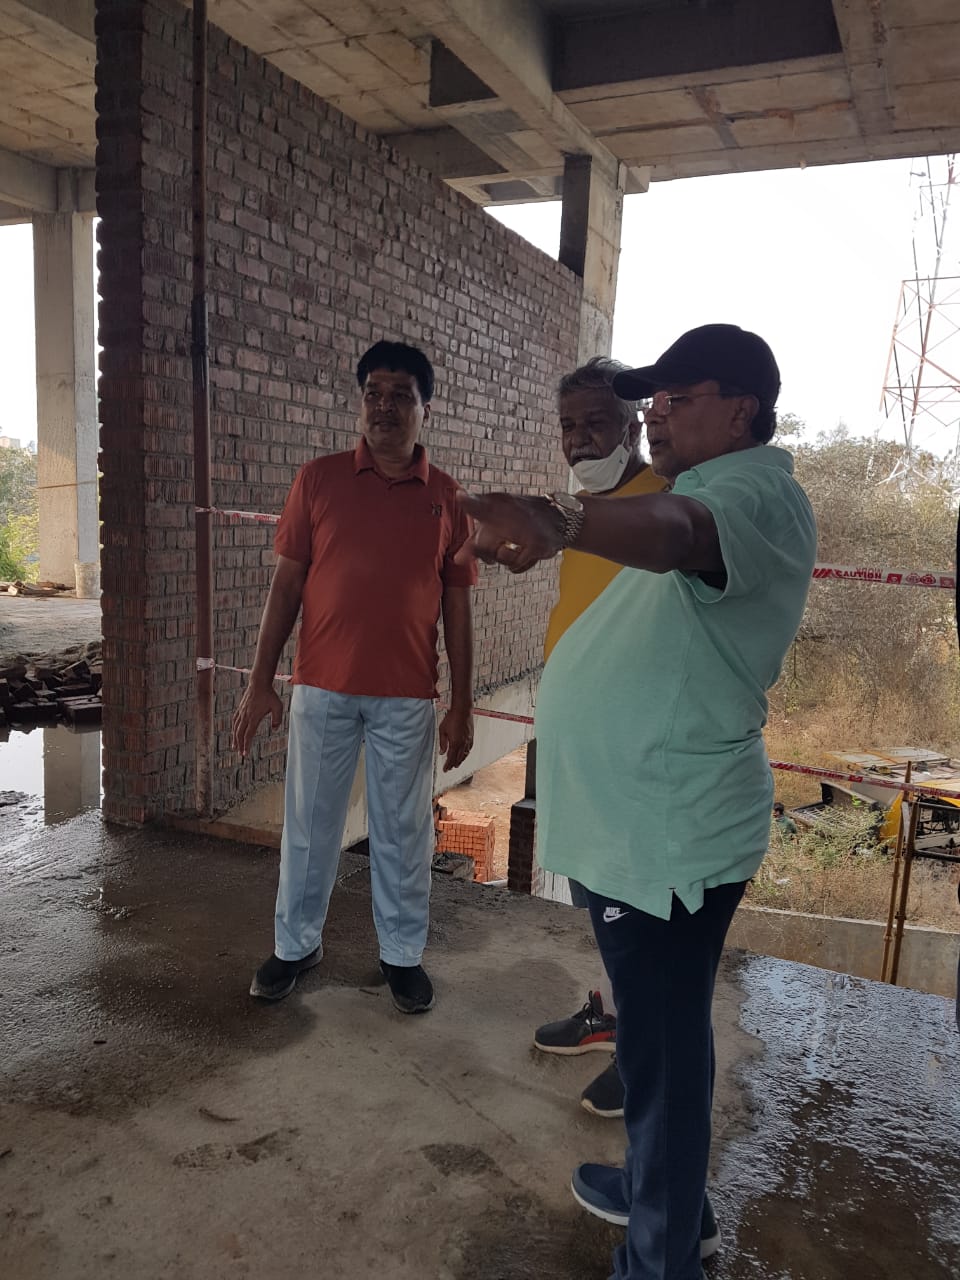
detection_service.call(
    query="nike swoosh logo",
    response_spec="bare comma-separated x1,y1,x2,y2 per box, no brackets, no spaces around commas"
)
603,907,627,923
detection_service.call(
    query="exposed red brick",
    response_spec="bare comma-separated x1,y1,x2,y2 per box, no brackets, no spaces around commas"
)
96,0,581,823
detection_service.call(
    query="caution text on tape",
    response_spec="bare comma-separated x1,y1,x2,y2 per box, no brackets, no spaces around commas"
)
812,563,956,590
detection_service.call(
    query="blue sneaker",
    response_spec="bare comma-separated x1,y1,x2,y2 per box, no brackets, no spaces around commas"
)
571,1163,629,1225
571,1164,722,1259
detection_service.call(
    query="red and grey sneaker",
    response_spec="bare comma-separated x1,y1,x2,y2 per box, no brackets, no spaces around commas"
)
533,990,617,1055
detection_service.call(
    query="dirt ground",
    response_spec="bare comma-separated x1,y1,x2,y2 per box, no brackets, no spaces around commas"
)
439,745,527,880
0,594,101,666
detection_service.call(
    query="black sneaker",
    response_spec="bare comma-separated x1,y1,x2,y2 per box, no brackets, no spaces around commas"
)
380,961,435,1014
534,990,617,1055
249,947,322,1001
580,1055,625,1118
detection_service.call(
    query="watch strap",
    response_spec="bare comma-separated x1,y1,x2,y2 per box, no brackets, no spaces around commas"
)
544,493,585,548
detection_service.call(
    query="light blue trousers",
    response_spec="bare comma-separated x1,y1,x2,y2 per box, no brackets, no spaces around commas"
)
274,685,437,967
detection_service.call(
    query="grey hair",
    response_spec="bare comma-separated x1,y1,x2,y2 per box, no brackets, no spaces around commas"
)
557,356,639,428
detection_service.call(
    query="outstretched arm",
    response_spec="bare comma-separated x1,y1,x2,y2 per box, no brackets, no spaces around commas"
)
456,491,723,577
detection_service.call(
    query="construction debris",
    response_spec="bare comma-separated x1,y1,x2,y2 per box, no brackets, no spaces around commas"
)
1,581,70,598
0,654,102,730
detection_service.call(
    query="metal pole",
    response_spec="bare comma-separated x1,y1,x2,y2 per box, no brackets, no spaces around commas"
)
880,762,910,983
192,0,214,817
889,790,920,985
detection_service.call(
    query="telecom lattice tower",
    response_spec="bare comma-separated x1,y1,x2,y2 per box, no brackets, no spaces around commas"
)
880,155,960,477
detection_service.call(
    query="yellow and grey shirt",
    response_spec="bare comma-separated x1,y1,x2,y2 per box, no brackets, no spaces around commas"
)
543,466,668,661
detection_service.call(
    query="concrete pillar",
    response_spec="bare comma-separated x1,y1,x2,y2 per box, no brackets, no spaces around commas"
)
43,724,102,824
32,212,99,588
559,154,625,363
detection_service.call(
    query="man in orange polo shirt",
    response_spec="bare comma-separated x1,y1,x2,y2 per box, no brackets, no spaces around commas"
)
233,341,476,1014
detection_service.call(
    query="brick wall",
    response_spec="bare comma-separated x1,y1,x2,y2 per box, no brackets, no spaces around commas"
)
95,0,582,823
507,799,538,895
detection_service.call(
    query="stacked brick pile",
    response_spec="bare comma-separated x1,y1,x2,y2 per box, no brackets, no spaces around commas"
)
435,807,496,883
0,658,103,730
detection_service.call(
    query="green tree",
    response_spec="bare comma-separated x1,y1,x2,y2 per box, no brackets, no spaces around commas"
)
0,446,38,580
0,527,25,580
0,445,37,524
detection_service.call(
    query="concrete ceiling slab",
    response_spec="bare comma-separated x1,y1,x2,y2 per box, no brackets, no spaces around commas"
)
0,0,957,212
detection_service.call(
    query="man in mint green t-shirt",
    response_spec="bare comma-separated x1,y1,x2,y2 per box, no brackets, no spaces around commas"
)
459,325,816,1280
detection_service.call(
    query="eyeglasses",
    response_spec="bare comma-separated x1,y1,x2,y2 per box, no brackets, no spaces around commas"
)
639,390,733,417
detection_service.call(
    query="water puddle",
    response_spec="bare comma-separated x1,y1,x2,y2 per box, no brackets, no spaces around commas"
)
715,954,960,1277
0,724,102,853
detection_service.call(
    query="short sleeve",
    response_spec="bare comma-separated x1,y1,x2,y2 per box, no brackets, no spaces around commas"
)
274,465,314,564
441,485,478,589
675,465,816,603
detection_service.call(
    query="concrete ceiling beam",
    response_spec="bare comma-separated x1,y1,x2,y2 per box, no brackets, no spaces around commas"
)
831,0,895,136
404,0,621,183
8,0,95,44
0,145,57,212
0,201,32,224
387,123,649,204
387,126,503,178
555,0,843,94
57,167,96,214
0,150,95,215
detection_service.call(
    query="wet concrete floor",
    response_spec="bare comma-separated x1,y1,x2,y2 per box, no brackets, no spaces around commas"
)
0,725,101,853
2,814,958,1279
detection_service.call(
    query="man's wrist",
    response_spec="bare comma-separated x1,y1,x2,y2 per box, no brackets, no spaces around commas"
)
542,492,585,548
448,697,473,714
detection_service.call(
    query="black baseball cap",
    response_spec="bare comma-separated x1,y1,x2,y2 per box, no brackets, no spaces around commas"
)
612,324,781,405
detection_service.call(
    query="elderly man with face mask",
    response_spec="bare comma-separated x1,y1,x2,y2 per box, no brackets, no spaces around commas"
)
458,325,816,1280
533,358,667,1122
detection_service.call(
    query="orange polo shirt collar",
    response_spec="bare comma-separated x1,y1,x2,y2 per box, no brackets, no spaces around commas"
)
353,437,430,484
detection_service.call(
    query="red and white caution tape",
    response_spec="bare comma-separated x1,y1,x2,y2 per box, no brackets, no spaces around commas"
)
812,563,956,590
766,759,959,801
197,658,291,682
470,708,537,725
198,656,958,799
195,508,958,591
196,506,280,524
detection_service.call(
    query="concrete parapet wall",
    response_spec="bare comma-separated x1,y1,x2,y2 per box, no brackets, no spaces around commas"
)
728,903,960,999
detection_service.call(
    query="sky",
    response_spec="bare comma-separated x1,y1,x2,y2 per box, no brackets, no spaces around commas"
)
0,221,38,447
491,157,955,448
0,155,952,451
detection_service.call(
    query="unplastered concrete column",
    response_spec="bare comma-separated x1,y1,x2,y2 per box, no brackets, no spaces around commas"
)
559,153,625,364
33,211,99,588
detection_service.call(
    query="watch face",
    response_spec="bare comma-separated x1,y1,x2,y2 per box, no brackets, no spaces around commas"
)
553,491,583,512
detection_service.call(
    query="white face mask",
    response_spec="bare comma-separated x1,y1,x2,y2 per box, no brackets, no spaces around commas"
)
571,430,634,493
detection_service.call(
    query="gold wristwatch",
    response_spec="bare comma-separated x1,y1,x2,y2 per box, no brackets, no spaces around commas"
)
544,491,586,547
